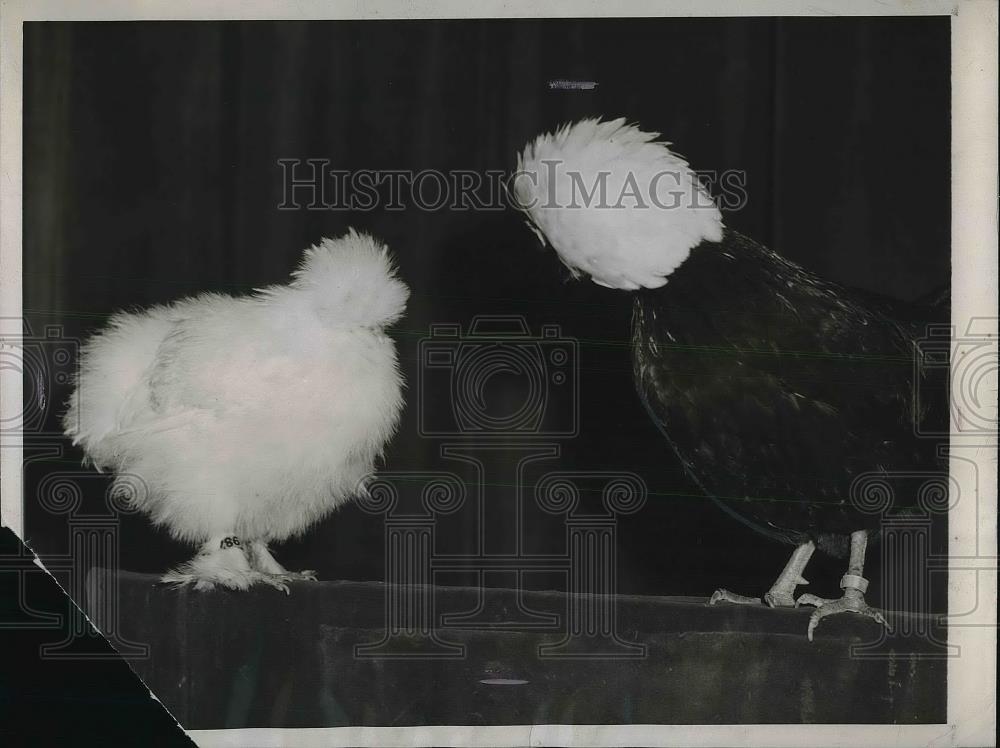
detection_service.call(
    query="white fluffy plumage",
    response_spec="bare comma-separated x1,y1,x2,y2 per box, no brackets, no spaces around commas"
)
513,117,724,289
63,229,408,590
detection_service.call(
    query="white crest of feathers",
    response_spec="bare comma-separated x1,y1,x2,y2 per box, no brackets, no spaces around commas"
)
513,117,724,290
277,228,409,328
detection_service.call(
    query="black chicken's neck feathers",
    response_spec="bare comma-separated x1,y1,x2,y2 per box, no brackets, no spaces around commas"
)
644,230,927,337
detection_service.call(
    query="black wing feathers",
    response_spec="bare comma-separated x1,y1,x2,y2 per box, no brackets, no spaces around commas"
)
633,230,946,543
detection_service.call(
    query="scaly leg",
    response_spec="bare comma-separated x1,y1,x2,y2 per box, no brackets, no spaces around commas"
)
161,535,291,593
710,541,815,608
796,530,889,641
245,540,318,583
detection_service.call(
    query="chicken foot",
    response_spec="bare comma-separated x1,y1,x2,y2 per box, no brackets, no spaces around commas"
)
709,540,815,608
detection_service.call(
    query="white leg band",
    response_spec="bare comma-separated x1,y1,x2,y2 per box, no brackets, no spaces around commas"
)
840,573,869,593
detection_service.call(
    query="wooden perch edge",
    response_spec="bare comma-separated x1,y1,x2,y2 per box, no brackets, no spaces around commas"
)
85,569,947,729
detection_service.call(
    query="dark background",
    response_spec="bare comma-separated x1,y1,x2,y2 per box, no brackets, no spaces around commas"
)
22,18,950,606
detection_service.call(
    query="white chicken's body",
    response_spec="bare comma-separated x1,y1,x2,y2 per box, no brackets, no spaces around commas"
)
64,230,408,590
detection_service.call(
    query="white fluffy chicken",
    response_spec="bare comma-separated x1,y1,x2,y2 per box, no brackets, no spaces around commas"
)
64,229,408,592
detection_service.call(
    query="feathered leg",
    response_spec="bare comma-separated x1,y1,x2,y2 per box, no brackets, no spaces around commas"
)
709,540,815,608
245,540,318,583
160,535,291,593
796,530,889,641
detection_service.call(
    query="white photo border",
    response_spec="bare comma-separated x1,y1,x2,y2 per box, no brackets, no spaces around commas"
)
1,1,995,746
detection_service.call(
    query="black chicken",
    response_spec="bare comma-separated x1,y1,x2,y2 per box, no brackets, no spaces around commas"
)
512,117,948,639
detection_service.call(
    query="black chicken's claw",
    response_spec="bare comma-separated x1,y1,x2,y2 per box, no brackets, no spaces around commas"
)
709,588,762,606
795,593,834,609
800,594,890,641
